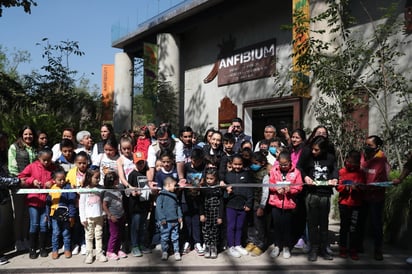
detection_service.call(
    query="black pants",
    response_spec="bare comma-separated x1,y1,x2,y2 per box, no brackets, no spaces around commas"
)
306,193,330,251
271,206,293,249
339,204,360,250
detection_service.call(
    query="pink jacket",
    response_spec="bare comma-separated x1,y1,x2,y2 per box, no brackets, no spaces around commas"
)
18,160,57,208
268,164,302,209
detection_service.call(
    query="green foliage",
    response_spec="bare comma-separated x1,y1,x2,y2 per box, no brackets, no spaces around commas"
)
384,171,412,248
0,0,36,17
0,40,101,144
276,0,412,169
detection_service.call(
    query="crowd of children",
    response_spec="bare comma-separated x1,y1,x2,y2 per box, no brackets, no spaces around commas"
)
0,120,408,266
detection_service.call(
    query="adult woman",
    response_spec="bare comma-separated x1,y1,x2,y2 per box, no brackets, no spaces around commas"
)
8,125,37,251
36,130,49,152
91,123,114,165
360,135,389,261
202,130,224,169
289,129,306,167
297,135,338,262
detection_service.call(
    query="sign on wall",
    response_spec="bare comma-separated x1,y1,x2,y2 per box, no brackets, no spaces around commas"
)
216,39,276,86
101,64,114,121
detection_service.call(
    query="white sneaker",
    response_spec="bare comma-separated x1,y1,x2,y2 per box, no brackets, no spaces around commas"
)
182,242,190,254
72,245,80,255
235,245,248,256
228,246,241,258
406,257,412,264
283,247,291,259
80,244,87,255
270,246,280,258
174,252,181,261
195,243,204,255
161,252,168,261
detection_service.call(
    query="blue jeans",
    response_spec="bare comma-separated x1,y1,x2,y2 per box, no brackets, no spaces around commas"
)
130,212,148,248
159,221,179,253
28,206,47,233
226,207,246,247
51,218,71,252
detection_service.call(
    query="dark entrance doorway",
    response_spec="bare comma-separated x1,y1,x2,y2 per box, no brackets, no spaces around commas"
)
252,106,294,145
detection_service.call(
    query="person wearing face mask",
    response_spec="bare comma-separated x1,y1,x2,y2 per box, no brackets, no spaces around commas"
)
360,135,390,261
244,151,270,256
336,150,366,261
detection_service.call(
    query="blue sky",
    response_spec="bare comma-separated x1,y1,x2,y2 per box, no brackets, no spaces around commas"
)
0,0,184,90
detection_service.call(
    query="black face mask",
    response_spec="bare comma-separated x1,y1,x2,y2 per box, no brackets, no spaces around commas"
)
363,145,378,155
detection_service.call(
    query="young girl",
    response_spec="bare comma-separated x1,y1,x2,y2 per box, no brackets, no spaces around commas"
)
117,134,135,188
268,151,302,259
224,154,253,258
103,171,126,260
47,168,76,259
93,137,119,186
18,148,57,259
297,135,338,262
199,168,224,259
66,151,89,255
79,167,107,264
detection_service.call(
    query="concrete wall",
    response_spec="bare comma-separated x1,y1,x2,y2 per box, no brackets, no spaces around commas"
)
180,0,293,135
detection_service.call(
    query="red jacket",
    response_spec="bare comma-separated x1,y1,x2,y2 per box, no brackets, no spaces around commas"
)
337,167,365,207
361,150,390,202
268,164,302,209
18,160,57,208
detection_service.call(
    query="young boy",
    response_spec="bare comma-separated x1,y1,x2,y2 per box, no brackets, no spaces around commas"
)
181,148,205,255
47,168,76,259
156,177,183,261
56,139,76,172
127,152,151,257
219,133,236,184
337,150,365,260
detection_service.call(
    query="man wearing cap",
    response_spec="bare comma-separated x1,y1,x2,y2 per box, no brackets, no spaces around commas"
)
227,117,253,153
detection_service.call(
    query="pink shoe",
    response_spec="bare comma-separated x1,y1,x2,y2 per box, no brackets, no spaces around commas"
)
118,250,127,258
107,252,119,260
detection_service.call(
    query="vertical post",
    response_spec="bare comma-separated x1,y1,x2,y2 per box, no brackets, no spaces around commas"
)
114,52,134,134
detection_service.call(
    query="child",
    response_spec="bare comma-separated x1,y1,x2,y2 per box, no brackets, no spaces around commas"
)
66,151,89,255
245,151,270,256
55,139,76,172
199,168,224,259
224,154,253,258
268,151,302,259
337,150,365,260
127,153,151,257
155,177,183,261
154,150,178,189
93,137,119,186
117,134,135,188
47,168,76,259
18,148,57,259
181,148,205,255
79,167,108,264
219,133,236,185
297,135,338,262
102,171,126,260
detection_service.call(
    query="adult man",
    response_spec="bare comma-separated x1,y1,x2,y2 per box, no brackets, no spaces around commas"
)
227,117,252,153
146,126,186,188
179,126,194,163
254,125,276,152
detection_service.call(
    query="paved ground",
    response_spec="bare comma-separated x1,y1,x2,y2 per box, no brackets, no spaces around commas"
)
1,220,412,274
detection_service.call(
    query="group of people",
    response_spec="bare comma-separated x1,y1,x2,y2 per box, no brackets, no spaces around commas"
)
0,117,410,265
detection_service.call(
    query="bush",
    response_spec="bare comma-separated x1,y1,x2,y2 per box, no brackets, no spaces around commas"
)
384,171,412,248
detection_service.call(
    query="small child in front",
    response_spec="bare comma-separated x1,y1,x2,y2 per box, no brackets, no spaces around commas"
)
102,171,127,260
79,167,107,264
337,150,365,260
155,177,183,261
47,168,76,259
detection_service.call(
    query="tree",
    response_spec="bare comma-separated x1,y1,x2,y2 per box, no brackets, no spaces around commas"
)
0,0,37,17
275,0,412,168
